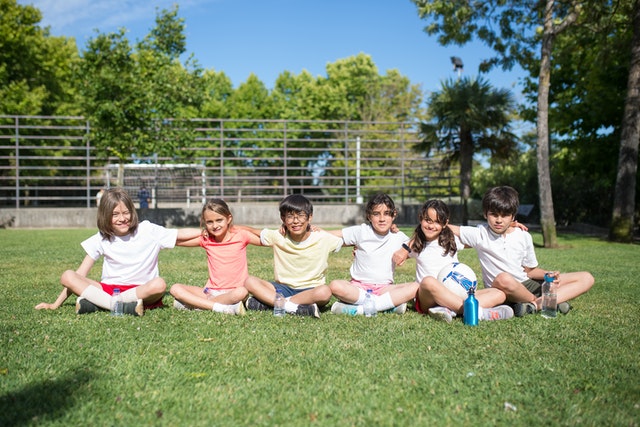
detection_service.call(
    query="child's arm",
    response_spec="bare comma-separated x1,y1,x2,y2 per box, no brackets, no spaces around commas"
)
35,255,96,310
35,288,72,310
233,224,262,237
392,239,413,266
176,228,202,247
447,224,461,236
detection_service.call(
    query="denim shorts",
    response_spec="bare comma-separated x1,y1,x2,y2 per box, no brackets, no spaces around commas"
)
272,282,314,298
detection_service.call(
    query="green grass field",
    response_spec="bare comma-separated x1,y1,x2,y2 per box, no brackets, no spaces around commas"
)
1,228,638,426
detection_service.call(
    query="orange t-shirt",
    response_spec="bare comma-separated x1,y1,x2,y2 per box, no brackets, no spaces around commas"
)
201,228,252,290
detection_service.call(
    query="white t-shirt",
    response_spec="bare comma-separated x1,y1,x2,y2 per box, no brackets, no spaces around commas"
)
411,236,464,282
81,220,178,285
458,224,538,287
341,223,409,285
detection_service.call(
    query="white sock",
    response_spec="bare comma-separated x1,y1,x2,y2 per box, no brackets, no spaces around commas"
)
213,302,238,314
374,292,395,312
120,288,139,303
81,286,112,310
355,288,368,305
284,299,298,313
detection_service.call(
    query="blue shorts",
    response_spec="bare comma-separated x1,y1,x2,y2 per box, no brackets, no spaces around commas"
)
272,282,314,298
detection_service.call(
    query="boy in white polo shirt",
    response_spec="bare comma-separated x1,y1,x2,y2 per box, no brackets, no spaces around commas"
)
448,186,594,317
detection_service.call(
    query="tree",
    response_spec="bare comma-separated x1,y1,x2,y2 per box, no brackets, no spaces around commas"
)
417,76,517,224
412,0,581,247
611,0,640,242
0,0,79,115
80,6,203,185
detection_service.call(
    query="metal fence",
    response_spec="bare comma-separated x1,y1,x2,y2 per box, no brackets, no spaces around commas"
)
0,115,458,208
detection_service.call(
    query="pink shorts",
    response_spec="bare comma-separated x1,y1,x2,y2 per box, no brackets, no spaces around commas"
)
101,283,164,310
349,279,391,296
414,289,425,314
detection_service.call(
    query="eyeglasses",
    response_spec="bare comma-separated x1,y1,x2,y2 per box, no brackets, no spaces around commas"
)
284,212,308,222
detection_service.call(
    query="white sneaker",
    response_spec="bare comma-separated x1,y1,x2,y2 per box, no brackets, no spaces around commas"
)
481,305,514,321
385,303,407,314
173,300,188,310
428,306,456,323
331,301,362,316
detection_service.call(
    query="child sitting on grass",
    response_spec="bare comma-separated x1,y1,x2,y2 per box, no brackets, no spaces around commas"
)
393,199,513,322
328,193,418,315
243,194,343,318
170,198,262,315
35,187,201,316
448,186,594,317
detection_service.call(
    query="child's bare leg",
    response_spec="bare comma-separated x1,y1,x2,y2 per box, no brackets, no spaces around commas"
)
244,276,276,307
132,277,166,305
381,281,419,307
418,276,464,314
329,279,361,303
492,272,536,303
476,287,508,308
289,285,332,307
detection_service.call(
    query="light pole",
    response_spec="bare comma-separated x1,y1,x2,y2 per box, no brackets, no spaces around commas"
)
450,56,464,79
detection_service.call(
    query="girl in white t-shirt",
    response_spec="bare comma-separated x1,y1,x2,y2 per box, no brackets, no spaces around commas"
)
169,198,262,315
393,199,513,323
328,193,419,315
35,188,201,316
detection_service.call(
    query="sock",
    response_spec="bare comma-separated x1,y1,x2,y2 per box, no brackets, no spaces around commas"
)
284,299,298,313
81,286,112,310
355,288,368,305
374,292,395,312
213,302,237,314
120,288,139,303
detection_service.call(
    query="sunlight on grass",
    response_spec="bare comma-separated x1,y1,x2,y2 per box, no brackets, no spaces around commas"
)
0,229,638,426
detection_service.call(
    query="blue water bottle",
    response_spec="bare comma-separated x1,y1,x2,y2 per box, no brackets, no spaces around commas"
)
463,286,479,326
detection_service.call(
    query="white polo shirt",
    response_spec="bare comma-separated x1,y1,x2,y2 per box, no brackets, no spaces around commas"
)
458,224,537,287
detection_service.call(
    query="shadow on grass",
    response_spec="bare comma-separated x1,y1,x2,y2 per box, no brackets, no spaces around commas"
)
0,370,94,426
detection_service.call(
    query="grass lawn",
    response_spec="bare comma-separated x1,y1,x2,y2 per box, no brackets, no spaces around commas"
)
0,228,638,426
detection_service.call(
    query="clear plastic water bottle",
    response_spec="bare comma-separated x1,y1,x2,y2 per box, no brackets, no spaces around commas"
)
203,287,214,299
541,272,558,318
111,288,123,317
363,290,376,317
463,286,478,326
273,292,286,317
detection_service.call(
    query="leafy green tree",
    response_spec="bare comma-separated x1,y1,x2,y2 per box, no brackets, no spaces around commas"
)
417,76,516,224
0,0,79,115
412,0,581,247
80,6,203,185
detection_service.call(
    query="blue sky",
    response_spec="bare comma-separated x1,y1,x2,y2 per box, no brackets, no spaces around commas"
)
20,0,527,100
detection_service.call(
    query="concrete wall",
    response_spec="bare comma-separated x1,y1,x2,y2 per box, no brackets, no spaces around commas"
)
0,204,465,229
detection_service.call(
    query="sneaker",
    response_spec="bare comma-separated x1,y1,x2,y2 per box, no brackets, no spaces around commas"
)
122,299,144,317
235,302,246,316
428,306,456,323
76,297,99,314
173,300,188,310
558,301,572,314
389,302,407,315
481,305,514,321
246,296,271,311
295,303,320,318
513,302,537,317
331,301,361,316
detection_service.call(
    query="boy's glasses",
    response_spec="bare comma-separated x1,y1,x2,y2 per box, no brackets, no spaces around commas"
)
284,212,308,223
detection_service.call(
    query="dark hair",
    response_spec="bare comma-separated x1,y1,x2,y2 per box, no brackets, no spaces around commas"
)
97,188,139,240
482,186,519,217
279,194,313,218
365,193,397,223
410,199,456,257
201,198,233,229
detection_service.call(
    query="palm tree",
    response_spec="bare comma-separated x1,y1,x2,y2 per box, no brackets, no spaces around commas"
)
417,76,517,224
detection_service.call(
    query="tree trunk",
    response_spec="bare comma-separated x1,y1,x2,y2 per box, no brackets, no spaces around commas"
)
610,0,640,243
536,0,559,248
459,128,473,226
